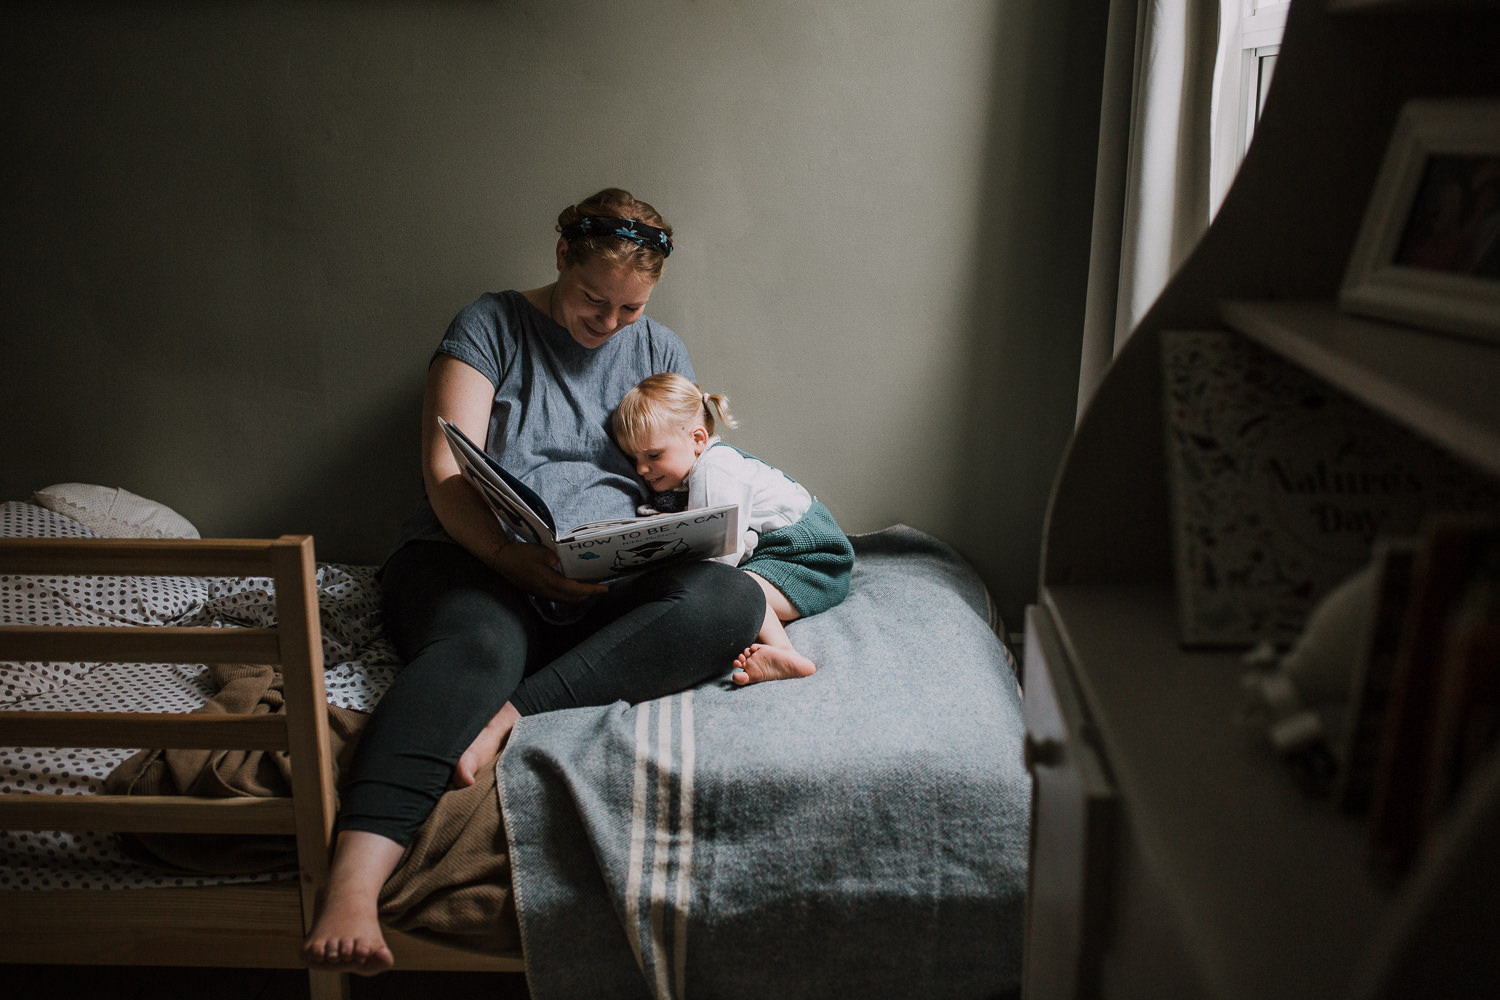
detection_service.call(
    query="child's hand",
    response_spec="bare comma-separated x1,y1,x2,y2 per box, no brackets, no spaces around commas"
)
493,542,608,602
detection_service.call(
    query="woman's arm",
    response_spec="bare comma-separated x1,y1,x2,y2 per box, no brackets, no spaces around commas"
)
422,355,606,602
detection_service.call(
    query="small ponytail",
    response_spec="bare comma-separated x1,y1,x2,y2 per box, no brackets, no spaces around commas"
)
612,373,740,451
702,391,738,433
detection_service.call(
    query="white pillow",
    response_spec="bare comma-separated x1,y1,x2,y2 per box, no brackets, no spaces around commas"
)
30,483,201,539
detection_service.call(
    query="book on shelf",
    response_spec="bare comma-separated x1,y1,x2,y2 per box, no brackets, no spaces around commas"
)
1367,517,1500,875
438,417,739,582
1159,329,1499,648
1334,537,1420,815
1425,589,1500,823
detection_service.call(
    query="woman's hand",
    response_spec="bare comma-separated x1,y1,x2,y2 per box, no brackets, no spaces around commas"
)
492,541,609,603
422,357,608,603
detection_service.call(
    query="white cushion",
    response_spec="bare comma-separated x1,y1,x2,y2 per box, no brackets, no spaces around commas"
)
30,483,201,539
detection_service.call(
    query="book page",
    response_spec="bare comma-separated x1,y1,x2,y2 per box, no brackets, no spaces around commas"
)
555,504,740,581
439,418,556,547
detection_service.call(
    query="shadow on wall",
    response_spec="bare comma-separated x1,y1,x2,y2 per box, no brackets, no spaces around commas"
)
235,387,427,567
948,0,1110,628
0,6,457,567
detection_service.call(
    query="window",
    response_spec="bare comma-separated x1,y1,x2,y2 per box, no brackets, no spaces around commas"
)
1210,1,1292,215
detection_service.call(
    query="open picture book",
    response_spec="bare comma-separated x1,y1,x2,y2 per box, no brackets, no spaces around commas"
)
438,417,740,581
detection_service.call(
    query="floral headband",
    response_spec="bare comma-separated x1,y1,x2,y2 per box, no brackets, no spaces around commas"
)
560,216,673,257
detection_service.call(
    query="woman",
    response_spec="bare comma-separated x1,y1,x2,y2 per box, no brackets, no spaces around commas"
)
304,189,766,974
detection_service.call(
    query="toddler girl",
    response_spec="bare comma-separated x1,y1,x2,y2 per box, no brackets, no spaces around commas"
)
612,373,854,684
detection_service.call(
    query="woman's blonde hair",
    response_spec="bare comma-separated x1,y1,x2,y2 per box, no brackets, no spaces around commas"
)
556,188,673,281
612,373,738,453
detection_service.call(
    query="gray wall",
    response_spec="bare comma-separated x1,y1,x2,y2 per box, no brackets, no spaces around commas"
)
0,1,1104,633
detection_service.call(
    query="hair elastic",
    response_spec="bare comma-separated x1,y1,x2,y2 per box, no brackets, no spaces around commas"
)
560,216,673,256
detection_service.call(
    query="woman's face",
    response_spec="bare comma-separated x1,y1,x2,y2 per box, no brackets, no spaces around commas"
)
551,249,658,350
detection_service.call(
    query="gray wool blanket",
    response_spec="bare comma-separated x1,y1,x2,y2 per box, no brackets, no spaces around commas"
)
498,525,1030,999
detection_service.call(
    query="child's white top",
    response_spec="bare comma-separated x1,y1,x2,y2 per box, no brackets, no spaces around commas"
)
685,438,813,566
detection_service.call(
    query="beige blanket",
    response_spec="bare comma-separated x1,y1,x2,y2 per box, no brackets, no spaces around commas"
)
105,662,519,953
378,748,520,954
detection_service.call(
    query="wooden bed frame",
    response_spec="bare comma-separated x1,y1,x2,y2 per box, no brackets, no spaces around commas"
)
0,536,523,1000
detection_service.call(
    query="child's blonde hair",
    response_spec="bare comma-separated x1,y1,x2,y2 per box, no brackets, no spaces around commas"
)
612,373,738,453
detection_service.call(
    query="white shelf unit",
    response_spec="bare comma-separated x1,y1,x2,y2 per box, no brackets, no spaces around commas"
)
1024,302,1500,998
1221,300,1500,480
1037,583,1387,1000
1020,1,1500,997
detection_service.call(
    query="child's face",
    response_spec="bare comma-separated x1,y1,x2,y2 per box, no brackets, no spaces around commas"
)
626,424,708,493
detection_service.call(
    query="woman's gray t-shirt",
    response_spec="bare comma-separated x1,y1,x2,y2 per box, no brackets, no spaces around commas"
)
391,289,694,555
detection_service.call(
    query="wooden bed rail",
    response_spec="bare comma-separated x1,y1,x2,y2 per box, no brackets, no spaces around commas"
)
1,794,296,834
0,626,283,665
0,535,311,578
0,536,338,972
0,535,520,997
0,710,290,749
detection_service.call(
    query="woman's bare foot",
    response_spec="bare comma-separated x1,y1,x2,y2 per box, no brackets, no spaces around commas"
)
303,831,404,975
303,883,394,975
453,701,521,787
731,643,817,685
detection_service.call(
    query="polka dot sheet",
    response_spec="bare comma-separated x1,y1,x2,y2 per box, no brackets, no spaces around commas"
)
0,501,399,889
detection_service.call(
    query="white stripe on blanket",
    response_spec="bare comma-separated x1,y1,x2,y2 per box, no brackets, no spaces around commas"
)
624,702,649,978
674,691,696,1000
624,692,697,1000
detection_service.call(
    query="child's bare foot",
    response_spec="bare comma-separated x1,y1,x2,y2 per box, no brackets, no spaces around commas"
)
453,702,521,787
731,643,817,686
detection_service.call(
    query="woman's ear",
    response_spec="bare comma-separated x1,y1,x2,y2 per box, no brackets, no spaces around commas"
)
555,237,569,271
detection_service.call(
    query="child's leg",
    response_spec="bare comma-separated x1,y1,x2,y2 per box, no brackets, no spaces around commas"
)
731,572,818,685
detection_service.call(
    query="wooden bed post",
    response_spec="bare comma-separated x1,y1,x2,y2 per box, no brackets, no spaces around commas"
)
269,535,349,1000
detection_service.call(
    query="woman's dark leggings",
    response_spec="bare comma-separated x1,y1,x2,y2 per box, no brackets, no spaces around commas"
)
338,540,764,845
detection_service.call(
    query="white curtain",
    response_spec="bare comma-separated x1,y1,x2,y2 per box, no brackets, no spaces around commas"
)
1076,0,1222,420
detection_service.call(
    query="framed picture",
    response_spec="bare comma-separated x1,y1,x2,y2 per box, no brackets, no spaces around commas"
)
1339,98,1500,344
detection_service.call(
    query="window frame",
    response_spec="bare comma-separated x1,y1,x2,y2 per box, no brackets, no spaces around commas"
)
1211,0,1291,215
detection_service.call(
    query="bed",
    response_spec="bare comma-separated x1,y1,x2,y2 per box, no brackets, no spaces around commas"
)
0,492,1029,1000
